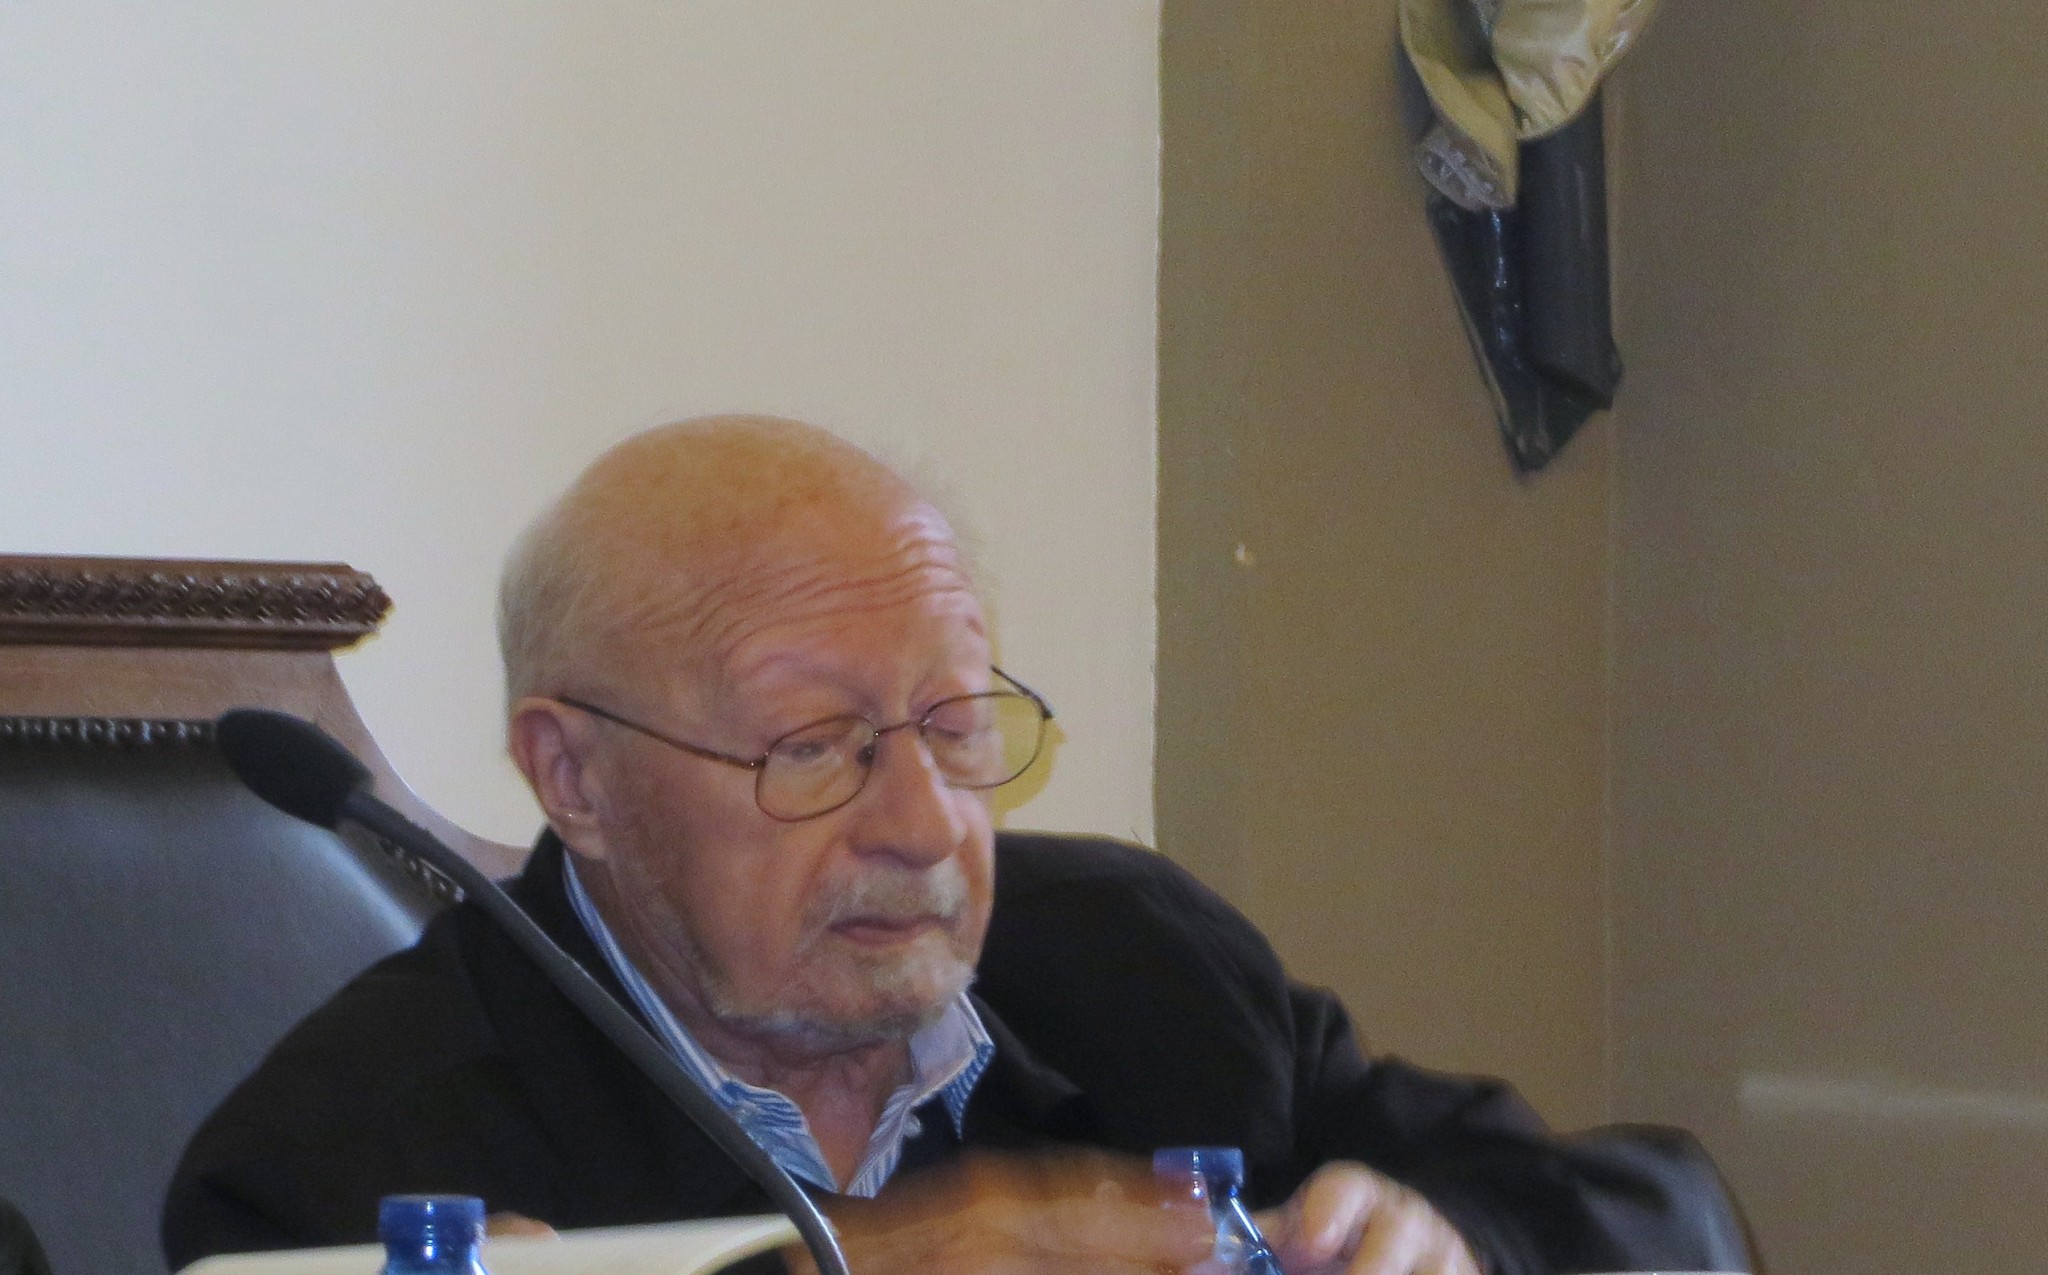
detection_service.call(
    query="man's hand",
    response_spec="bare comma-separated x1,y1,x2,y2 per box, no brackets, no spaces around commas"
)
1255,1161,1479,1275
791,1150,1216,1275
485,1212,559,1240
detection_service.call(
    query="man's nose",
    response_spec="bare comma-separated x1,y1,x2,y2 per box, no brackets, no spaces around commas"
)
848,725,971,864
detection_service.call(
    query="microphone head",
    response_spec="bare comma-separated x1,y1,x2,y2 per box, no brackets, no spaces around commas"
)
215,708,372,829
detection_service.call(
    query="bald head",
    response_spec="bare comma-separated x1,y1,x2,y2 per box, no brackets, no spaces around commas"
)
501,418,1004,1061
498,415,972,707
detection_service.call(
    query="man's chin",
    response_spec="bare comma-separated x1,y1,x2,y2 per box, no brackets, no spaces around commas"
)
730,1006,943,1053
709,955,974,1053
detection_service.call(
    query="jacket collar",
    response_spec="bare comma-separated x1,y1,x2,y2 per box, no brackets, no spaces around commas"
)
493,833,772,1219
958,992,1096,1148
509,830,1098,1191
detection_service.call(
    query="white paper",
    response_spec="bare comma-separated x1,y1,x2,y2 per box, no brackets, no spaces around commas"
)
181,1215,802,1275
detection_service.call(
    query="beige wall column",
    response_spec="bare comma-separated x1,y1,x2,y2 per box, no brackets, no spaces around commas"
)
1611,2,2048,1270
1158,0,1611,1127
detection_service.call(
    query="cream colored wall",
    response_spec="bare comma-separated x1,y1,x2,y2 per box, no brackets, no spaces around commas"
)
0,2,1160,845
1157,1,1609,1129
1611,2,2048,1270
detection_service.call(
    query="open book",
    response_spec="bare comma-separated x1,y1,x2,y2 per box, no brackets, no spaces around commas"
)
181,1215,800,1275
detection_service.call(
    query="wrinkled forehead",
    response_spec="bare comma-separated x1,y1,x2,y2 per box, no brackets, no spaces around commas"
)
597,494,987,701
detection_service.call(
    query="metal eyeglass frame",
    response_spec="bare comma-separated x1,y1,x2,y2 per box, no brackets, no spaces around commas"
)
552,666,1054,822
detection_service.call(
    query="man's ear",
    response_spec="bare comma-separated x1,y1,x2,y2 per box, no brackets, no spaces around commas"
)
507,697,616,861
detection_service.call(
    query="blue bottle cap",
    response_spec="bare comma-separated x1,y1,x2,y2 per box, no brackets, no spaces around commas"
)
378,1195,485,1249
1152,1146,1246,1188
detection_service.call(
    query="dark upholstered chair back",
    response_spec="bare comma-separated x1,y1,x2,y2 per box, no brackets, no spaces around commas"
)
0,728,442,1275
0,556,524,1275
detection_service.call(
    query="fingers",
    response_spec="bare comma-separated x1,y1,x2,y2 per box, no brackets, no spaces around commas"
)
1286,1162,1384,1266
1344,1183,1431,1274
1268,1161,1481,1275
1433,1235,1483,1275
484,1211,559,1240
1352,1181,1479,1275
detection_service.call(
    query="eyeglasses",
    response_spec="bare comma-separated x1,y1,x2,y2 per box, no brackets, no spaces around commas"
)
554,667,1054,822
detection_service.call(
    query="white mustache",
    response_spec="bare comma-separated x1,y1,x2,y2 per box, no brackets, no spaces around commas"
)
816,862,968,928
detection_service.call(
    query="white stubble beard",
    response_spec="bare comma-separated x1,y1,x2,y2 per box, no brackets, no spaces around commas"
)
687,858,980,1051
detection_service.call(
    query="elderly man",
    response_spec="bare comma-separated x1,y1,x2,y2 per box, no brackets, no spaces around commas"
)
165,418,1737,1275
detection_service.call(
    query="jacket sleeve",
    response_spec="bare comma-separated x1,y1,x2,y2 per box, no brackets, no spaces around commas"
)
0,1198,53,1275
988,836,1753,1275
1285,986,1752,1274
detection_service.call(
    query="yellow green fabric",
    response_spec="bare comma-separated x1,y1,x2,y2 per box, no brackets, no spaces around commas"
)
1402,0,1660,209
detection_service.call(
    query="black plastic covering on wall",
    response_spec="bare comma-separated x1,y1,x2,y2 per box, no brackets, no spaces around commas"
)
1429,94,1622,474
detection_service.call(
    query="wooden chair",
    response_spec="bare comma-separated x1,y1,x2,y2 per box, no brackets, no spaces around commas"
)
0,555,523,1275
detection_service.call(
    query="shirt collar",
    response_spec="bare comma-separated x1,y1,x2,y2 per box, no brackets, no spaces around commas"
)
562,851,994,1196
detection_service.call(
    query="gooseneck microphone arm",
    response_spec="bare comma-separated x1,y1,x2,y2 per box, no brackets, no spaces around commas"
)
214,709,852,1275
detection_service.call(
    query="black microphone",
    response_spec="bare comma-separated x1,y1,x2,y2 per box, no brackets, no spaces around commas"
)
214,708,852,1275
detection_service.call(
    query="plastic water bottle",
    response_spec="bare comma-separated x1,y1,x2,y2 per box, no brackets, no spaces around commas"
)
377,1195,490,1274
1153,1147,1285,1275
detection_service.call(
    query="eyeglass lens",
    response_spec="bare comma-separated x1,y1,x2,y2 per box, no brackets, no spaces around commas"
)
757,691,1046,820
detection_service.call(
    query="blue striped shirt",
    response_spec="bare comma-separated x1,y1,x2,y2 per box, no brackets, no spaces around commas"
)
564,855,994,1197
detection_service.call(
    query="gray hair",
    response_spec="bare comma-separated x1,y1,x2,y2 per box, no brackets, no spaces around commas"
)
497,486,614,708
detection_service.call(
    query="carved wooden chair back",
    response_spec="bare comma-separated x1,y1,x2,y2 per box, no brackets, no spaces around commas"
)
0,555,523,1275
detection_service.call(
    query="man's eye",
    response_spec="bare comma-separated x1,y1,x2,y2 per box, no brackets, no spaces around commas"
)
776,739,838,766
926,722,988,747
771,719,864,770
924,703,997,761
924,699,995,739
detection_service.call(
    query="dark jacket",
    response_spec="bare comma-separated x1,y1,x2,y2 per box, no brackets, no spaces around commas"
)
0,1198,51,1275
164,832,1745,1273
